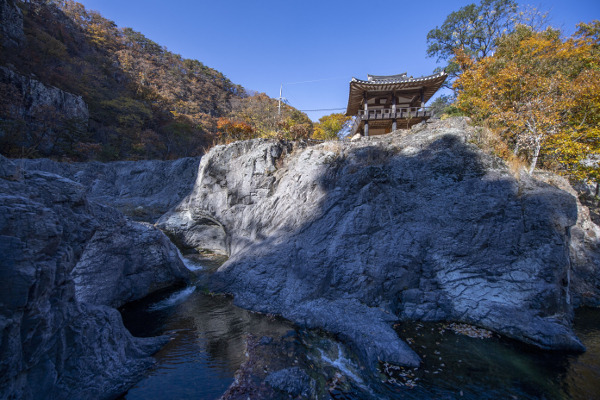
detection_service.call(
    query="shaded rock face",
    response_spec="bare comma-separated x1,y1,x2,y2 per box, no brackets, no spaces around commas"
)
73,220,191,308
0,155,190,399
0,0,25,48
536,172,600,307
0,66,89,157
0,66,89,122
159,118,587,371
19,157,200,223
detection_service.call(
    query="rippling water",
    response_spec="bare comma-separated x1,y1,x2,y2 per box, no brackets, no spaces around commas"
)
118,256,294,399
118,256,600,399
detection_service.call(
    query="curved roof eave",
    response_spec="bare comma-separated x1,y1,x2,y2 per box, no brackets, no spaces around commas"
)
345,71,447,116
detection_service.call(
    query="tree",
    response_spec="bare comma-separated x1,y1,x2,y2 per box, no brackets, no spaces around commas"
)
229,93,312,139
312,113,352,140
216,117,254,143
426,0,547,89
455,22,600,178
427,0,516,85
428,94,461,118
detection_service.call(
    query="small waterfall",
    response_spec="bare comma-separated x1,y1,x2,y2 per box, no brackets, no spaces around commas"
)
317,343,364,386
175,247,204,271
148,286,196,311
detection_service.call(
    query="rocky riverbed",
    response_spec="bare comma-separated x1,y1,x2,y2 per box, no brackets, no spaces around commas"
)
2,117,599,398
0,155,191,399
159,118,599,372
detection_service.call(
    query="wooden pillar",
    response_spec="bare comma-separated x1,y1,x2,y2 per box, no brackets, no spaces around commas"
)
392,93,397,131
420,88,425,107
363,92,369,136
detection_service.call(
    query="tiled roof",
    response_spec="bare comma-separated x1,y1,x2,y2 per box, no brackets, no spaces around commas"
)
346,71,447,115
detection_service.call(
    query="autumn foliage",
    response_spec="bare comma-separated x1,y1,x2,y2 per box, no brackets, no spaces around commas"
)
226,93,313,141
0,1,312,161
312,113,351,140
216,118,254,143
454,21,600,181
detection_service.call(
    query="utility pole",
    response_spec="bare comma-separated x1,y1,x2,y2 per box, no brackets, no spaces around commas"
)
278,83,282,116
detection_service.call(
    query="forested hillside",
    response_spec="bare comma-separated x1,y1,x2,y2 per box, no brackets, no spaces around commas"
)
0,0,311,161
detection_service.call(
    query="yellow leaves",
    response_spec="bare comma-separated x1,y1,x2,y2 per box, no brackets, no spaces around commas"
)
455,23,600,179
312,113,351,141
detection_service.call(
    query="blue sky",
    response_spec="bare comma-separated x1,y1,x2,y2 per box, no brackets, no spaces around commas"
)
76,0,599,122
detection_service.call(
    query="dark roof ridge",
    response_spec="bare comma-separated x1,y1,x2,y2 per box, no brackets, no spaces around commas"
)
353,71,447,85
367,72,407,81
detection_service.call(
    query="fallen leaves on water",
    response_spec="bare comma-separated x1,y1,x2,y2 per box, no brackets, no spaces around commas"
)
442,323,494,339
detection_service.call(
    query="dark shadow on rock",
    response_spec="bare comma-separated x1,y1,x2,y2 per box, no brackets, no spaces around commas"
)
159,123,584,375
17,156,201,223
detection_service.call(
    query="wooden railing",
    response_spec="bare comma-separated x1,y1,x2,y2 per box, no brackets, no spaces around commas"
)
350,107,433,135
357,107,432,120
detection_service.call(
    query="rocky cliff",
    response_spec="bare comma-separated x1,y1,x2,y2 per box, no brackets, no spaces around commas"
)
18,157,200,222
0,155,191,399
0,0,24,48
159,118,597,371
0,66,89,122
0,66,90,158
536,172,600,307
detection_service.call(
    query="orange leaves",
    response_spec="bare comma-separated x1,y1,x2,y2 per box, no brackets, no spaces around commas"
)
455,23,600,178
216,117,254,143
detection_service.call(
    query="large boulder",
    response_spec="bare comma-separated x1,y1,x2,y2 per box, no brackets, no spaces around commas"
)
159,118,589,371
0,155,190,399
73,220,190,308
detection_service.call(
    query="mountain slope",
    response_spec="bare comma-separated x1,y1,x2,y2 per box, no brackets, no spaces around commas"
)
0,0,245,160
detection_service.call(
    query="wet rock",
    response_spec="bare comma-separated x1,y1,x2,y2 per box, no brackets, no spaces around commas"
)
159,117,588,371
265,367,316,398
0,155,188,398
219,334,331,400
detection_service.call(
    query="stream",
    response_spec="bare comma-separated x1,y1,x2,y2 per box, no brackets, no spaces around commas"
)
118,255,600,399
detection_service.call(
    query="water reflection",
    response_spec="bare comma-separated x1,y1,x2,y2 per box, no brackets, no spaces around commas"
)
364,311,600,400
118,255,294,400
119,255,600,400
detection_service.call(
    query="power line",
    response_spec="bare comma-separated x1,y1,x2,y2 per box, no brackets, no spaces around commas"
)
300,108,346,112
285,76,348,85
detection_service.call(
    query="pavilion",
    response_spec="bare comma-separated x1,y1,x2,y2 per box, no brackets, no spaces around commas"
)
346,71,447,136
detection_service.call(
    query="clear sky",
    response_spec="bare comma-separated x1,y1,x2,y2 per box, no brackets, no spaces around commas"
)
75,0,599,122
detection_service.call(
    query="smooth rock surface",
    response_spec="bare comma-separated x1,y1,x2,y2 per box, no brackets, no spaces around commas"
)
159,118,589,370
19,157,200,222
73,220,191,308
0,155,189,399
